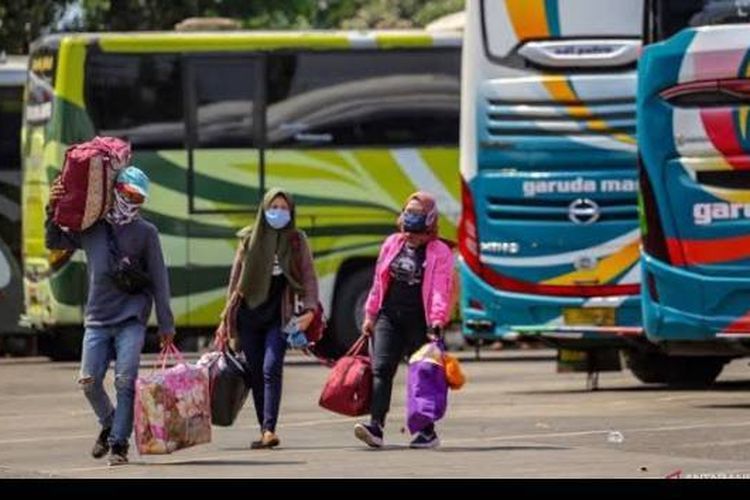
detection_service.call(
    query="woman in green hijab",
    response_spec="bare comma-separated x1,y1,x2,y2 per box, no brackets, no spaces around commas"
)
221,188,319,449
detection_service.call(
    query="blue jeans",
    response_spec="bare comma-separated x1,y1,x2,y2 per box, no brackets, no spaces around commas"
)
236,305,287,433
78,320,145,446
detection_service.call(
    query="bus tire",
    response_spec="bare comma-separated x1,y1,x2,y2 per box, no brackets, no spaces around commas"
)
40,328,83,362
625,350,727,387
0,335,35,357
331,266,373,356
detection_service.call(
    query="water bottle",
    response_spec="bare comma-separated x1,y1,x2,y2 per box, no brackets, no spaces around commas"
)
284,316,308,349
606,431,625,444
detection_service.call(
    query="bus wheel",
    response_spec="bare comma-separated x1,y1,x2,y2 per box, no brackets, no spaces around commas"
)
0,335,35,356
39,328,83,362
624,350,727,387
331,267,373,356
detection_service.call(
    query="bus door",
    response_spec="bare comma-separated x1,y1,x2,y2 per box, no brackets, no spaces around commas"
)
0,83,24,331
183,55,263,326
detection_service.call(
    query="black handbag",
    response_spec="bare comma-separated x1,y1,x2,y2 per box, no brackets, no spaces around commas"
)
105,223,152,294
207,345,251,426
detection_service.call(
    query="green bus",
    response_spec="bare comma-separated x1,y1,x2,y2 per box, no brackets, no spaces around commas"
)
21,30,461,359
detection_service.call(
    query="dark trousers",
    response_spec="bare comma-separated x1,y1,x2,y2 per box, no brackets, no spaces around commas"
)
370,308,428,427
236,304,287,433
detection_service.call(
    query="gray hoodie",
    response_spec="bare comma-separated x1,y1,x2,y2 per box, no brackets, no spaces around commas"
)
45,211,175,333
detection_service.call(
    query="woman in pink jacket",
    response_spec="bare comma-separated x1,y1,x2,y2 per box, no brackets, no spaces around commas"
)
354,191,455,449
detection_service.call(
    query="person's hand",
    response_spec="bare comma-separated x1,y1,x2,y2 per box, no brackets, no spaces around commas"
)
49,176,66,207
362,318,375,337
427,324,443,342
297,310,314,332
159,332,175,349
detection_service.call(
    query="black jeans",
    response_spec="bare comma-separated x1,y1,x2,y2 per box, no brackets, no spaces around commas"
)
370,307,428,427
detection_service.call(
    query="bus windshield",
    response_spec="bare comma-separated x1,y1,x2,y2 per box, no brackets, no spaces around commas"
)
482,0,641,68
650,0,750,43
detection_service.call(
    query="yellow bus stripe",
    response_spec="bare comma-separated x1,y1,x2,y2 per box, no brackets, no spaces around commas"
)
542,240,641,286
506,0,550,41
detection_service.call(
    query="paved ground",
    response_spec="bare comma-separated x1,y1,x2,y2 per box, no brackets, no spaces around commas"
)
2,348,750,478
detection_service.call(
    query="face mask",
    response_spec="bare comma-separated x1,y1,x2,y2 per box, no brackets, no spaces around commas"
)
265,208,291,230
402,212,427,233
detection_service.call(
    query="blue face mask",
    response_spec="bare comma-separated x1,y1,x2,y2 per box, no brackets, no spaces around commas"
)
402,212,427,233
265,208,291,230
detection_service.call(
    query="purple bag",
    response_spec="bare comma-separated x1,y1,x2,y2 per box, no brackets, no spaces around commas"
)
406,340,448,434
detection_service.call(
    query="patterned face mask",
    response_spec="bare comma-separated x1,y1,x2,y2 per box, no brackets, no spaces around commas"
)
106,189,141,226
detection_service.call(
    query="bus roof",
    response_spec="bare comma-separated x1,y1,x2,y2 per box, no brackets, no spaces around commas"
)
31,29,462,53
0,55,27,87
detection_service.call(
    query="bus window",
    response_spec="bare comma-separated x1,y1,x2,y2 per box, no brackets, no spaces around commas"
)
0,86,23,169
652,0,750,42
265,50,460,147
184,56,261,212
85,53,185,148
25,48,56,126
191,57,256,148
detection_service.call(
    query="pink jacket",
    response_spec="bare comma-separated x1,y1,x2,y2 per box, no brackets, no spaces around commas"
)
365,233,456,326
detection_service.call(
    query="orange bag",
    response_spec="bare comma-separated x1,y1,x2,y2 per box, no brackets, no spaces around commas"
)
444,353,465,390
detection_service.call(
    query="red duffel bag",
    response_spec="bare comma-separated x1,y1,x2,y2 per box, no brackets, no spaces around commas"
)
53,136,131,232
318,334,372,417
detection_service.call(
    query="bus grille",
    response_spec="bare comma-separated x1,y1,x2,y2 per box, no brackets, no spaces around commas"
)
485,195,638,223
485,97,636,139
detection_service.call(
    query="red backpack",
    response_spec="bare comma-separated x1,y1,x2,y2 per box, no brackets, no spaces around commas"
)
318,335,372,416
54,136,131,232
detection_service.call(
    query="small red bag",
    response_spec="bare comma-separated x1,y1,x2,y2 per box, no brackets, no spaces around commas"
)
318,335,372,417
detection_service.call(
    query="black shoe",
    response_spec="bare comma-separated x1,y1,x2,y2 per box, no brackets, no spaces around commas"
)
91,427,111,459
107,442,129,466
409,430,440,449
354,422,383,448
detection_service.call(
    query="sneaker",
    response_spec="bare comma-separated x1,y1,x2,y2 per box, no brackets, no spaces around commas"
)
107,442,129,466
251,430,280,449
354,422,383,448
91,427,111,459
409,430,440,449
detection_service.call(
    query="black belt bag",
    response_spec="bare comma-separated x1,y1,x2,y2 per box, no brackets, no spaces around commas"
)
105,223,151,294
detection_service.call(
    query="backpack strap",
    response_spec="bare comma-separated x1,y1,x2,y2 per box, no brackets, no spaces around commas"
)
104,222,121,262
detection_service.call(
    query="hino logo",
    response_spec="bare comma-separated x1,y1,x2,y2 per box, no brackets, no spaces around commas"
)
568,199,600,225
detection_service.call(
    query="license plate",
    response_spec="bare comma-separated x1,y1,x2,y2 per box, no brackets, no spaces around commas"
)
563,307,615,326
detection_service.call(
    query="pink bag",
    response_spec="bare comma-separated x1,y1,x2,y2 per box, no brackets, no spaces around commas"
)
134,345,212,455
53,136,131,231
